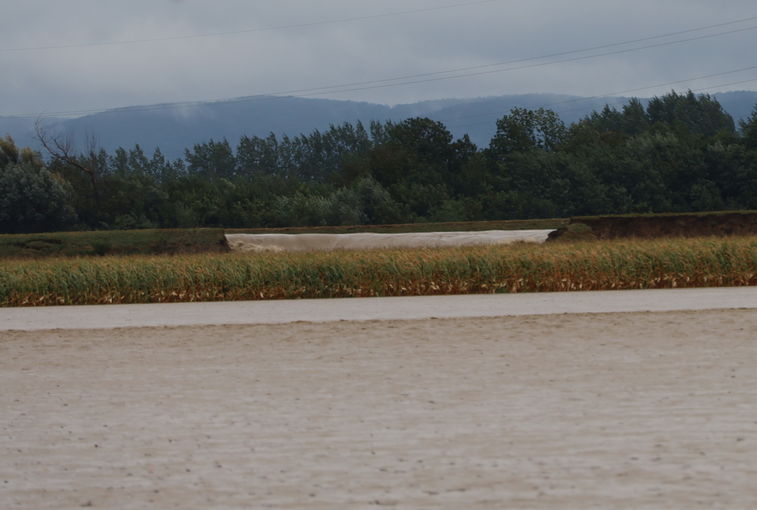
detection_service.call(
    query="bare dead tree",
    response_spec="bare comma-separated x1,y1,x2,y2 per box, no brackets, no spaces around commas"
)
35,119,101,203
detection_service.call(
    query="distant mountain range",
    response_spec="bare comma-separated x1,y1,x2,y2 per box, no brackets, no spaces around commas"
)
3,91,756,160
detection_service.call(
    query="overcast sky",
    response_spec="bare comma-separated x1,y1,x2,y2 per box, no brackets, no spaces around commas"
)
2,0,757,117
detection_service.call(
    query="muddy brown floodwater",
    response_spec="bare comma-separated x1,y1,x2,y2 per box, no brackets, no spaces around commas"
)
2,309,757,509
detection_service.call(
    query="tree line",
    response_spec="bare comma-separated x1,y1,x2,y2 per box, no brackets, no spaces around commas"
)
1,90,756,234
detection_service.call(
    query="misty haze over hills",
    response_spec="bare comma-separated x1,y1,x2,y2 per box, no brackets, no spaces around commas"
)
2,91,756,160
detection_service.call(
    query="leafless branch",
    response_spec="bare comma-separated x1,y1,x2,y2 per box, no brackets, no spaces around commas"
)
35,119,100,201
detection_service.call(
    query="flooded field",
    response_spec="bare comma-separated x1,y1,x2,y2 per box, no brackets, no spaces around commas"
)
225,229,554,252
2,309,756,509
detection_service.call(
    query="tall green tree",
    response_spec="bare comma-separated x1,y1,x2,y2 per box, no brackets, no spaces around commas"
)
647,90,735,137
0,136,76,233
489,107,566,159
740,106,757,150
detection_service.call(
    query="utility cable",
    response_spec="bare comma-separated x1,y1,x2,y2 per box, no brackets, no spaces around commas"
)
252,14,757,97
19,20,757,119
8,16,757,118
285,24,757,98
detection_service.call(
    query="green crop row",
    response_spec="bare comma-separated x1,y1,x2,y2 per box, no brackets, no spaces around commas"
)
1,236,754,307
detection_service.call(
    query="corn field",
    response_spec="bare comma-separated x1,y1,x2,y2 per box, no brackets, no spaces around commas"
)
1,236,755,307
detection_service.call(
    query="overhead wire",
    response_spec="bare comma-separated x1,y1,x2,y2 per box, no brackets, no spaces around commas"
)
3,9,757,120
248,14,757,97
13,18,757,119
283,24,757,98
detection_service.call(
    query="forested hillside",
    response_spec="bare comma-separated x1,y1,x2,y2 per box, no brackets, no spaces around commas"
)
4,91,757,160
2,91,756,233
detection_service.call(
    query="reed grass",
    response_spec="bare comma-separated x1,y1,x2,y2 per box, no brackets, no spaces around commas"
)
1,236,754,307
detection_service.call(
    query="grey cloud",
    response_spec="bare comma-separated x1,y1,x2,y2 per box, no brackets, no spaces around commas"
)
1,0,756,115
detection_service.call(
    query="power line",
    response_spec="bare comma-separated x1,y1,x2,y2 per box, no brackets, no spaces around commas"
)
0,0,503,52
14,18,757,119
7,11,757,119
24,65,757,129
6,11,757,94
285,24,757,98
265,14,757,96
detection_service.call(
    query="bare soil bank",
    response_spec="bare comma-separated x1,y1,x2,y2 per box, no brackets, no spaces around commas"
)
551,211,757,241
2,310,756,509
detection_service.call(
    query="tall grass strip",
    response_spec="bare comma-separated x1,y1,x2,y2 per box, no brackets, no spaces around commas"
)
1,237,754,307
